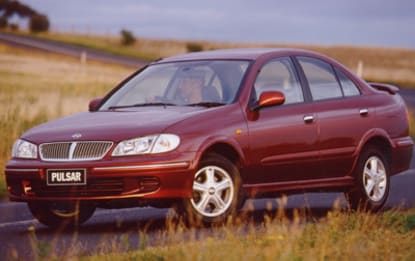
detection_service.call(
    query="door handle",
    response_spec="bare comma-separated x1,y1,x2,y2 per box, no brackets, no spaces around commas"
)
359,108,369,116
303,115,314,123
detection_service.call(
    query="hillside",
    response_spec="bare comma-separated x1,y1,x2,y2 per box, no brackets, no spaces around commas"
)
8,30,415,88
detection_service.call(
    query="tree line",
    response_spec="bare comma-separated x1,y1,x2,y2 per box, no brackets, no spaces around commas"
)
0,0,49,32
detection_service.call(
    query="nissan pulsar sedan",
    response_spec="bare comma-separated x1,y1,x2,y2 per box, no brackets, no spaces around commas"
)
6,48,413,227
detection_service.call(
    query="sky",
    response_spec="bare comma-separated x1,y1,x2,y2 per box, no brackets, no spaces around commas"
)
24,0,415,48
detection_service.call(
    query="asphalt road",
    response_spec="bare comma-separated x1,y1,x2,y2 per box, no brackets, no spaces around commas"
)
0,34,414,258
0,31,148,68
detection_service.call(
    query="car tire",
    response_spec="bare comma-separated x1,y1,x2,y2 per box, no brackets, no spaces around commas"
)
346,146,390,211
181,153,243,225
28,201,96,228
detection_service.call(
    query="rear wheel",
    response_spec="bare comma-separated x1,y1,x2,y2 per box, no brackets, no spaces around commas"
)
346,147,390,211
181,154,243,225
28,201,96,228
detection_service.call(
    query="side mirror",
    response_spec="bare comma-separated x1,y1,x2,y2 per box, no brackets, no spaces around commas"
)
89,98,103,112
253,91,285,110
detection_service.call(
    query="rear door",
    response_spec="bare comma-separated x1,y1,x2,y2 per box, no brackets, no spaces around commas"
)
246,57,320,184
296,56,374,178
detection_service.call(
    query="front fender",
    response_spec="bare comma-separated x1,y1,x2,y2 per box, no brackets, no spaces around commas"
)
192,135,247,169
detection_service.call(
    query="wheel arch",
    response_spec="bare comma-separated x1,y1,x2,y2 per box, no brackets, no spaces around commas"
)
194,136,246,174
355,129,393,170
203,143,242,166
361,137,392,163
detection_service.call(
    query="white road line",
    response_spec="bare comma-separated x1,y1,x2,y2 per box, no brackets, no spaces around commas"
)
0,219,38,228
0,206,167,228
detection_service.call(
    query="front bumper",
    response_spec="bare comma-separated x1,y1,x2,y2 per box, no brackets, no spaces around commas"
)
5,153,196,202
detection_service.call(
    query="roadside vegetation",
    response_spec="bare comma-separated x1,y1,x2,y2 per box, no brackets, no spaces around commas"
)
7,205,415,260
96,209,415,261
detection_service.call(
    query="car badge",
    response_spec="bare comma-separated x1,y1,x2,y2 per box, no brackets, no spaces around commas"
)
72,133,82,139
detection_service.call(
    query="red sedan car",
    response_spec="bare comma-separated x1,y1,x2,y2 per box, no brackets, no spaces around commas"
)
5,48,413,227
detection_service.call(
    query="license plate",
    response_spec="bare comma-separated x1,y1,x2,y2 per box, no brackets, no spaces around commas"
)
46,169,86,186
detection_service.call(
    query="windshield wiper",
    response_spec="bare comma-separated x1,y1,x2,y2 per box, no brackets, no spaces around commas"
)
108,102,176,110
187,102,226,108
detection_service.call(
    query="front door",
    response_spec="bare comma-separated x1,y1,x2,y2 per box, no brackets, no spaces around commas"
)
246,57,320,184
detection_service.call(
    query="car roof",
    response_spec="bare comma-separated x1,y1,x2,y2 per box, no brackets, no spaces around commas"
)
155,48,324,63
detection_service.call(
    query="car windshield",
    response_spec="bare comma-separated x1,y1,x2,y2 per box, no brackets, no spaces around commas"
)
99,60,250,110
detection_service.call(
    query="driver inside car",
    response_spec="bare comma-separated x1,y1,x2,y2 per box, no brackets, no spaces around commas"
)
175,73,204,104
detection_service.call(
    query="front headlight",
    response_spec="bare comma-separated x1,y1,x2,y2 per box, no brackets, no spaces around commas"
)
12,139,38,159
112,134,180,156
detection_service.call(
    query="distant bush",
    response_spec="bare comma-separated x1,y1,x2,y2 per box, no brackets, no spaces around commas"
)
186,42,203,53
120,29,136,46
29,14,49,32
0,16,7,29
9,23,19,31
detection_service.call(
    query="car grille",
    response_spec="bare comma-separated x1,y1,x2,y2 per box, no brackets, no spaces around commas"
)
40,141,113,162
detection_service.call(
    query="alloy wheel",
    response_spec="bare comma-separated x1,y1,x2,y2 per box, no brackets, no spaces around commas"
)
190,165,234,218
363,156,387,202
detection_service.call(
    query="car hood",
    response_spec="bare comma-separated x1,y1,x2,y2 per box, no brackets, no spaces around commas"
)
21,107,205,144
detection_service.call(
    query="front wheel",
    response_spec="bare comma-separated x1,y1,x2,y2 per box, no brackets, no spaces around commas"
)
346,147,390,211
181,154,243,225
28,201,96,228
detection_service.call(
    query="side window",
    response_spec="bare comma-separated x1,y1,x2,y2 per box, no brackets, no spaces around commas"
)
254,57,304,105
298,57,343,101
335,68,361,97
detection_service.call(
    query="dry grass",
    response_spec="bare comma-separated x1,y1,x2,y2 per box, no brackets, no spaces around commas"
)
8,206,415,260
110,209,415,261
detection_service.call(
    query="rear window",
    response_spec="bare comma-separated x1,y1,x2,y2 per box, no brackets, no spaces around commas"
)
335,68,361,97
